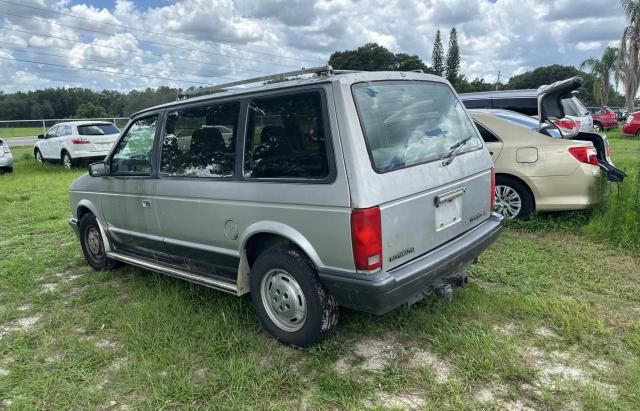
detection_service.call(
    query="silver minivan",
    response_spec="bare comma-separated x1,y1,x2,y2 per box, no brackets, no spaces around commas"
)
68,68,503,346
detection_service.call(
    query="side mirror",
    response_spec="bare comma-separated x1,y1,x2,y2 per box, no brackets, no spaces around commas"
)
38,134,45,139
88,162,108,177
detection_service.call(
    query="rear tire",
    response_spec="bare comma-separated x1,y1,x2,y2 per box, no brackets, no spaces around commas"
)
34,149,44,163
250,246,338,347
62,151,73,170
494,176,534,220
79,213,117,271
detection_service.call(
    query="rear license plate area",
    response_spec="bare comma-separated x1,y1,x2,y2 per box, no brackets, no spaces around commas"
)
435,189,464,231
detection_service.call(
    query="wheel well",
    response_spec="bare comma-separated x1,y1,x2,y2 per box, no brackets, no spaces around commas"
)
245,233,305,269
76,206,92,222
495,173,536,210
61,149,69,159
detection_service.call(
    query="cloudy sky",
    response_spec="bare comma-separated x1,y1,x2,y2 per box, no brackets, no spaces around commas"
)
0,0,627,92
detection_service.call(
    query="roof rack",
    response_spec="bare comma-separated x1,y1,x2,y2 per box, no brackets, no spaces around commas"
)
177,65,336,100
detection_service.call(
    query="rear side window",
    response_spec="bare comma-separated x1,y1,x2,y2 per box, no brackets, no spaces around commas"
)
243,92,329,179
160,102,239,178
491,98,538,116
78,124,120,135
352,81,482,173
474,122,500,142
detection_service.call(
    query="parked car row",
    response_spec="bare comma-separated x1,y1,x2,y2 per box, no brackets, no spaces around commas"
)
61,69,629,346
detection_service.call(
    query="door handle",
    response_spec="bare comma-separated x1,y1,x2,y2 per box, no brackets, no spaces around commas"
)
141,200,151,208
489,151,494,155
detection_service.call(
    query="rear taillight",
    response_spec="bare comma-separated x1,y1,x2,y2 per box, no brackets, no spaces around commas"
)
71,137,90,144
552,118,579,136
2,143,9,154
351,207,382,272
569,146,599,166
490,167,496,211
607,113,616,118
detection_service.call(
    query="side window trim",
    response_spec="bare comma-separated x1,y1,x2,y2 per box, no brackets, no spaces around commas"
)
240,87,337,184
108,112,162,178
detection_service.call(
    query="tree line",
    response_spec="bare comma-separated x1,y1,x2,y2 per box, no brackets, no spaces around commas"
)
0,22,633,121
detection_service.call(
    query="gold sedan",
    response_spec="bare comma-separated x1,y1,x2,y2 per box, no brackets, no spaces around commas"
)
470,109,610,219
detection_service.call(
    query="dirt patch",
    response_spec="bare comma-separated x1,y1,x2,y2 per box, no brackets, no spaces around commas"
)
0,368,8,377
95,339,121,351
335,336,397,374
493,322,518,336
364,392,426,410
0,315,41,338
408,348,453,383
535,326,559,339
40,283,58,293
17,304,31,312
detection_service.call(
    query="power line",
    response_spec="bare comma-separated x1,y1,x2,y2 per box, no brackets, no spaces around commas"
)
0,0,324,66
0,26,273,75
0,55,213,85
0,10,304,69
0,45,238,82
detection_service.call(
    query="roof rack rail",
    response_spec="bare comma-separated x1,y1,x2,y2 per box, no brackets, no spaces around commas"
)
177,65,335,100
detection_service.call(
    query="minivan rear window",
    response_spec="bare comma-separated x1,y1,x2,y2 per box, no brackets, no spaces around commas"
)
561,97,589,117
352,81,483,173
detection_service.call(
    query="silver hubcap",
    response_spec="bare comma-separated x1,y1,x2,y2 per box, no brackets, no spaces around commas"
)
35,151,42,162
494,185,522,219
260,269,307,332
86,227,104,259
63,154,71,169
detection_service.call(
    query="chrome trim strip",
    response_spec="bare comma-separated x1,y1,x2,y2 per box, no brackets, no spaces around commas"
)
106,251,238,294
163,237,240,257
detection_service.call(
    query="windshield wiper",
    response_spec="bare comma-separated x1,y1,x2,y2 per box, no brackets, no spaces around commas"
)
442,136,472,166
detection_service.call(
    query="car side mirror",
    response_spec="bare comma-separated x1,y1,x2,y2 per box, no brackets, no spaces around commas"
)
38,134,44,139
88,162,108,177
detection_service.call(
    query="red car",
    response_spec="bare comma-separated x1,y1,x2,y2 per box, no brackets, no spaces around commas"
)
587,106,618,132
623,111,640,136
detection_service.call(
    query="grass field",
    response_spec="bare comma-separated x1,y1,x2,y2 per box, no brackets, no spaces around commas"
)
0,127,45,138
1,132,639,409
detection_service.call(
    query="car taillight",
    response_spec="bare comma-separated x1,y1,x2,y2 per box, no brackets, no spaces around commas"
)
569,146,599,166
71,137,90,144
351,207,382,272
552,118,579,136
2,144,9,154
607,113,616,118
490,167,496,211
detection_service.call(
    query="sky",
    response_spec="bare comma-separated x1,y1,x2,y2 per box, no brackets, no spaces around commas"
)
0,0,628,92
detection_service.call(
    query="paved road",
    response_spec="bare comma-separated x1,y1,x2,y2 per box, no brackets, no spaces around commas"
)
4,136,38,147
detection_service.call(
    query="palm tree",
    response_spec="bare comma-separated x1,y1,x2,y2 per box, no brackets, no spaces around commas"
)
616,0,640,111
581,47,618,106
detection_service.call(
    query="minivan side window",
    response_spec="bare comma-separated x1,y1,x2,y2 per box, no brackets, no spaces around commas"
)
243,92,329,179
160,102,239,178
110,115,158,176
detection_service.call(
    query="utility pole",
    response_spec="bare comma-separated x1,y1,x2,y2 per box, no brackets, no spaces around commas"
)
496,71,501,90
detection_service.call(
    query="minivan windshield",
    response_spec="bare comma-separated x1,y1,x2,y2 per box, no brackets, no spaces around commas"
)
353,81,482,172
561,97,589,117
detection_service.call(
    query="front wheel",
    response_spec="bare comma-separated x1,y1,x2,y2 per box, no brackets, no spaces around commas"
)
79,214,117,271
494,176,534,219
593,123,602,133
34,149,44,163
250,247,338,347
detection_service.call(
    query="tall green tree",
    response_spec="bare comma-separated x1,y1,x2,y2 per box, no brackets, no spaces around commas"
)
581,47,618,106
75,103,107,118
617,0,640,110
328,43,431,73
445,27,460,84
432,30,445,76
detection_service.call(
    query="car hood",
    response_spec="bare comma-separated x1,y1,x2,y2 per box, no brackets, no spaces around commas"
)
536,76,584,125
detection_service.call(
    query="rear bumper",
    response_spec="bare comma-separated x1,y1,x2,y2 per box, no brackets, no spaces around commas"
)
318,213,503,315
533,165,609,211
69,218,80,238
69,149,109,162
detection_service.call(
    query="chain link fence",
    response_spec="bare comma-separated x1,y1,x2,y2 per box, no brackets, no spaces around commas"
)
0,118,129,138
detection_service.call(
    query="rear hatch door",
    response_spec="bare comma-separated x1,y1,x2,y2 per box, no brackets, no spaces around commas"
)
77,123,120,152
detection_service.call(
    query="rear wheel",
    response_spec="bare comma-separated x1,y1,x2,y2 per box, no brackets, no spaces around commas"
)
494,176,534,219
593,122,602,133
62,151,73,170
250,246,338,347
79,213,117,271
34,149,44,163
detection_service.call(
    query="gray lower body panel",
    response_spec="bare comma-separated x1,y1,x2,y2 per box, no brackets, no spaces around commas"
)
318,213,503,315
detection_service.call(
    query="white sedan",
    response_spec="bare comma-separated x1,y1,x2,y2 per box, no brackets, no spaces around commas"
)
34,121,121,169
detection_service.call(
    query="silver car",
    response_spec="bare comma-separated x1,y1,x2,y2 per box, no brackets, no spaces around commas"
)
0,138,13,173
68,68,503,346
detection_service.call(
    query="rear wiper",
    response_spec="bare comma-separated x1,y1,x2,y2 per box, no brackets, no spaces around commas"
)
442,136,472,166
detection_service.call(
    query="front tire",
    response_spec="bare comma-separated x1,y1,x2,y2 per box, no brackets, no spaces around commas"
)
34,149,44,163
62,151,73,170
593,123,602,133
79,214,116,271
250,246,338,347
494,176,534,219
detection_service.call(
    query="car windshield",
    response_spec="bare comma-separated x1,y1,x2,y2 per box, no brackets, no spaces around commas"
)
352,81,482,172
561,97,589,116
77,124,120,136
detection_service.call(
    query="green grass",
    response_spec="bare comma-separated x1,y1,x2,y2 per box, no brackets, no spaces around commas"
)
1,144,640,409
0,127,45,138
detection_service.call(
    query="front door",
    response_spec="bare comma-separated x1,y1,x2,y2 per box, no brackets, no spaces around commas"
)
100,114,163,259
41,126,59,159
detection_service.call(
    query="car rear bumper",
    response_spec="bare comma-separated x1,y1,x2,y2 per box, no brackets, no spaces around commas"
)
318,213,503,315
69,149,109,161
69,218,80,238
533,164,609,211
